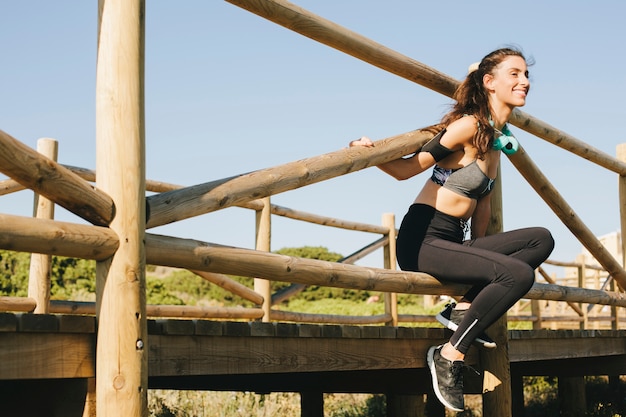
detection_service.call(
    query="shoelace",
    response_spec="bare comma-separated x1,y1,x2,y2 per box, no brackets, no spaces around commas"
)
449,362,480,387
449,362,464,387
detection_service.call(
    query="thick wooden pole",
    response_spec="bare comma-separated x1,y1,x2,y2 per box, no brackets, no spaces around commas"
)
558,376,586,417
0,178,23,196
0,213,119,260
96,0,147,416
145,125,443,229
387,394,424,417
0,213,623,308
615,143,626,330
385,210,421,417
226,0,626,175
254,197,271,321
509,111,626,175
481,166,512,417
0,296,36,312
0,130,114,225
382,212,398,326
226,0,457,96
28,138,58,314
144,234,626,307
300,391,324,417
617,144,626,269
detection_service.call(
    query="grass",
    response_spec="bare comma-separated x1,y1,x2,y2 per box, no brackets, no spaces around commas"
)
148,391,385,417
150,377,626,416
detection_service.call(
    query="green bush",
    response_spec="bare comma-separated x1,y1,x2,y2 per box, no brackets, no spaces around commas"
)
586,376,626,416
0,250,30,297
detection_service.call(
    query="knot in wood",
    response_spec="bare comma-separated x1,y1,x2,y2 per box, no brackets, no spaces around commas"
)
113,374,126,390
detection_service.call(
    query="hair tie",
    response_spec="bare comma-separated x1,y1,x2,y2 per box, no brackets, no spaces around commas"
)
467,62,480,74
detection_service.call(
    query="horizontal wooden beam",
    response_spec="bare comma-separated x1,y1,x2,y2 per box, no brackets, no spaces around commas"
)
0,215,623,308
509,147,626,289
1,316,624,383
0,333,95,379
145,234,626,307
0,130,115,225
46,301,264,320
0,214,118,261
0,296,36,312
144,233,460,297
145,125,442,229
226,0,626,175
509,110,626,175
226,0,457,97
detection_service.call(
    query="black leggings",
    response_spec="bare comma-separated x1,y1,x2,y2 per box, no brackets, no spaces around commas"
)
396,204,554,354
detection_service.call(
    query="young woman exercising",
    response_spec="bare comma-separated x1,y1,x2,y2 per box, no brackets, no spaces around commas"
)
349,47,554,411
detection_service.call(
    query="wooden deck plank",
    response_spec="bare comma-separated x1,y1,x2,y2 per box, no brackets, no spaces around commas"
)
0,314,624,388
0,333,95,380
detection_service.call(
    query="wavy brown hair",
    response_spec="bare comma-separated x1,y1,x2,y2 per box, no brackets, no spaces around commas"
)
441,47,530,159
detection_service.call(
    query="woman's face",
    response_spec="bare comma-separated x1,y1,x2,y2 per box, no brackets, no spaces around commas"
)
485,55,530,108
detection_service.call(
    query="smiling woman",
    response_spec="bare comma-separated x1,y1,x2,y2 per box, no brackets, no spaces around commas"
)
350,47,555,412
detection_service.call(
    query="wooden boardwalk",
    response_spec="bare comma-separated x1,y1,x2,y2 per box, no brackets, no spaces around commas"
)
2,312,625,394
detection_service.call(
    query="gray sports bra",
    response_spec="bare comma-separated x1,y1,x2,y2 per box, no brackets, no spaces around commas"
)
430,160,494,200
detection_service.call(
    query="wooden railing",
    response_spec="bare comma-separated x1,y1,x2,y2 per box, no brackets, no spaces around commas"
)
0,152,624,331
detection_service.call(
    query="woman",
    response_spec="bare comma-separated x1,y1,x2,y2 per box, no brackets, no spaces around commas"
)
350,47,554,411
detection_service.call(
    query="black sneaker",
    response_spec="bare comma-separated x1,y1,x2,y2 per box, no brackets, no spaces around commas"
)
427,344,465,412
436,303,497,349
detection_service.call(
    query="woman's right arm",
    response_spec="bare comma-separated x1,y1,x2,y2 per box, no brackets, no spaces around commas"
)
376,151,437,180
349,137,436,180
350,117,477,181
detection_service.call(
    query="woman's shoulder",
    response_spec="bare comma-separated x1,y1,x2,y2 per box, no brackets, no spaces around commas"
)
448,114,479,130
442,115,479,143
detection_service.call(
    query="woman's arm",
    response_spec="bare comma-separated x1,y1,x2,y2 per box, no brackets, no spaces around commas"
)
376,151,436,180
349,136,434,180
350,118,477,180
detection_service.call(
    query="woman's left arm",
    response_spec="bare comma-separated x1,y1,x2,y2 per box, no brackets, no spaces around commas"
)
470,194,492,239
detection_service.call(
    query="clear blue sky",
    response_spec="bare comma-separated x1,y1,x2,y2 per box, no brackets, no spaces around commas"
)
1,1,625,270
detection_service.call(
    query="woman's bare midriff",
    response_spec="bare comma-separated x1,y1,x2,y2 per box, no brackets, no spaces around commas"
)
413,180,476,220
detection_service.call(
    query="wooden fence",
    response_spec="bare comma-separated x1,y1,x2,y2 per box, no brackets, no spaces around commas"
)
1,0,626,416
3,167,624,329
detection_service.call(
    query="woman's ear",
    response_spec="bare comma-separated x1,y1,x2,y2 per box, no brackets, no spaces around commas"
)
483,73,495,92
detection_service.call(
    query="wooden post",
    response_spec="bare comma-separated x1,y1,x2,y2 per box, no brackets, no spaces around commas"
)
425,391,445,417
617,144,626,270
617,143,626,329
383,212,398,326
610,277,618,330
255,197,271,321
83,377,96,417
300,391,323,417
578,265,587,329
530,299,542,330
28,138,58,314
481,165,513,417
96,0,147,416
387,394,424,417
511,371,525,417
558,376,586,417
